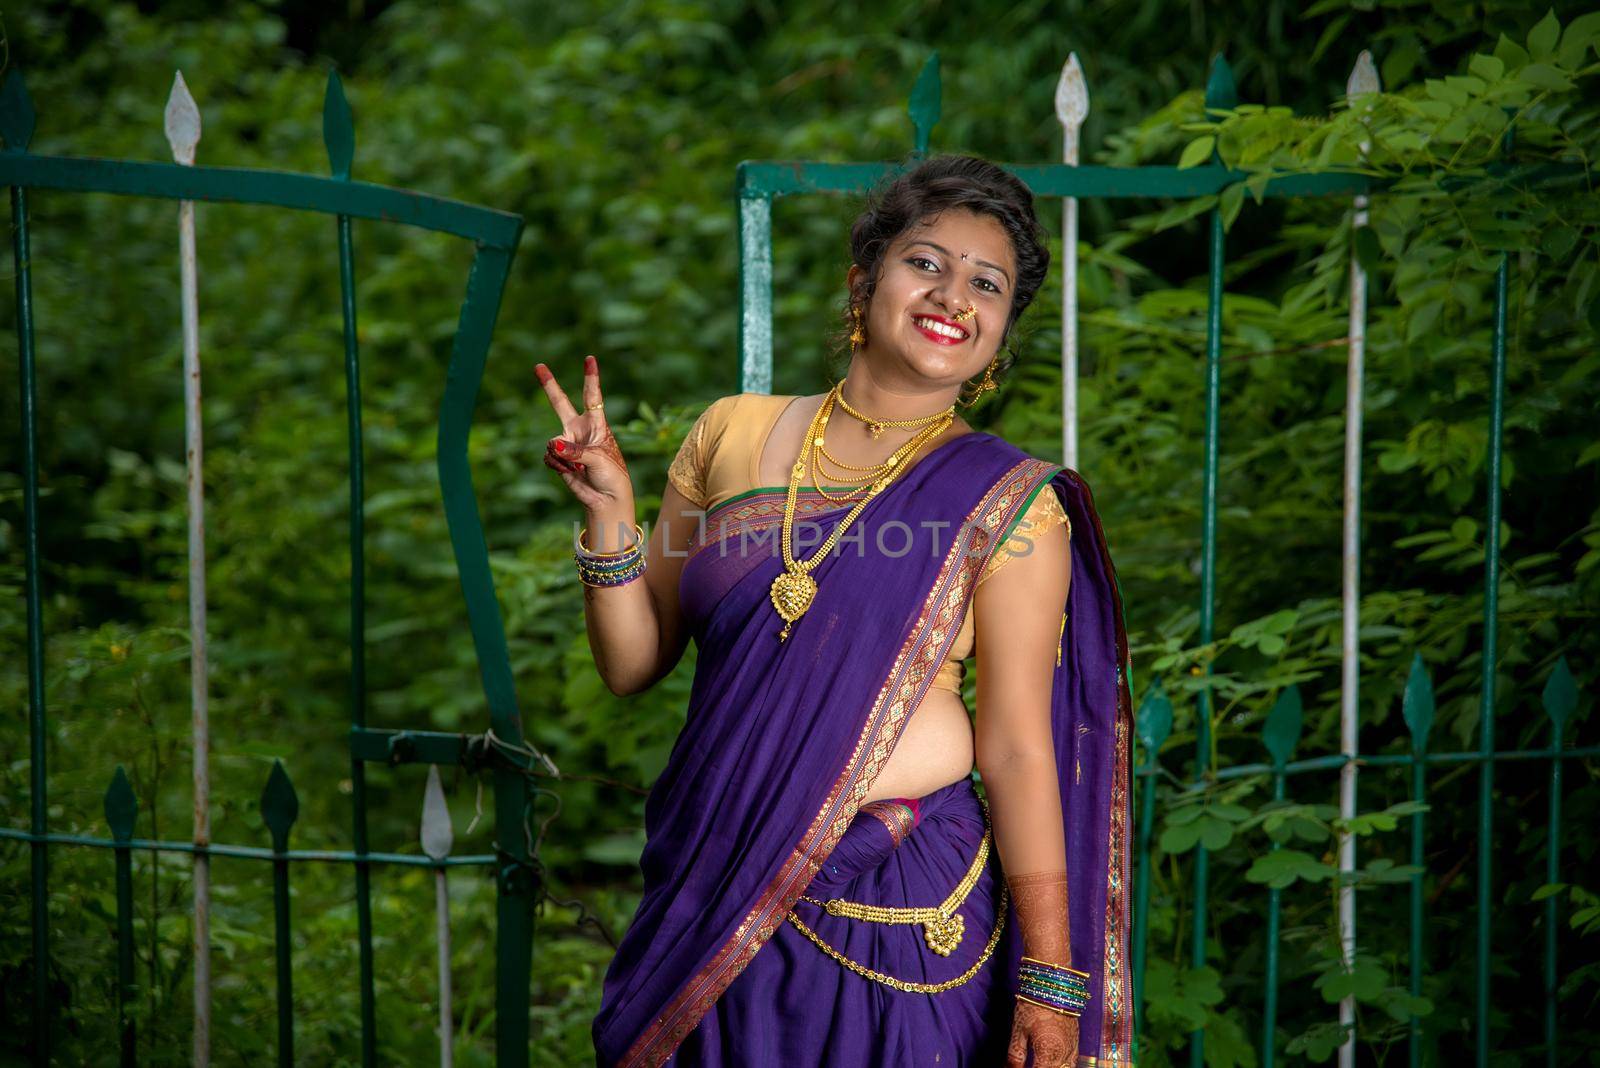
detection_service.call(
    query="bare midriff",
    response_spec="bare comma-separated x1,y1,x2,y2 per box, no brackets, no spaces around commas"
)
756,393,978,805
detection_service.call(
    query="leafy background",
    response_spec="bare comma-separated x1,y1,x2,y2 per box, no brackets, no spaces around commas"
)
1,0,1596,1064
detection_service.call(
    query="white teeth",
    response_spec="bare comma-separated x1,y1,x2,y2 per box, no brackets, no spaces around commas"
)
913,316,966,339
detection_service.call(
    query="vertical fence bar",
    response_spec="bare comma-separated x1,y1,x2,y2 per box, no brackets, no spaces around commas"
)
1189,52,1235,1068
106,768,139,1067
1337,50,1379,1068
261,762,299,1068
422,766,456,1068
1260,687,1303,1067
433,240,532,1068
737,190,773,395
323,69,379,1068
1475,120,1513,1068
1133,683,1172,1023
163,71,213,1067
1054,54,1088,469
1402,654,1434,1067
1,68,49,1065
1541,658,1575,1066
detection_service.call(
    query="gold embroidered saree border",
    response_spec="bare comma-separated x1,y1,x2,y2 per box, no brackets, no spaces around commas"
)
619,456,1059,1067
1065,467,1138,1063
861,799,916,847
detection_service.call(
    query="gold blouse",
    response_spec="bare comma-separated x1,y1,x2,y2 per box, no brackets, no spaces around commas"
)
667,394,1070,696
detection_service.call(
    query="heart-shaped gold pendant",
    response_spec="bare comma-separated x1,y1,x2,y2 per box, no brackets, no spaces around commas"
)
769,568,817,641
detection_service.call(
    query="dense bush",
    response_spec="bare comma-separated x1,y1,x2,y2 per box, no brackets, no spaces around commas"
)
2,1,1595,1064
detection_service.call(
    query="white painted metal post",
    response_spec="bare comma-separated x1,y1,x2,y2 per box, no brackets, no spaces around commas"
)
1055,54,1088,469
1338,49,1379,1068
164,70,211,1068
422,765,455,1068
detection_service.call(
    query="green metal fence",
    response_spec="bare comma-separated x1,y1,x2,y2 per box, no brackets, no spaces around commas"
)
734,53,1591,1068
1,67,545,1065
6,45,1592,1068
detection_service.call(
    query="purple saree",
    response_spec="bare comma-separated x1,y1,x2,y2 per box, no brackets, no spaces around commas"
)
592,432,1135,1067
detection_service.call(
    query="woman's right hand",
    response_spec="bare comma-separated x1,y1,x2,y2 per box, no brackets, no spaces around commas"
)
535,354,635,512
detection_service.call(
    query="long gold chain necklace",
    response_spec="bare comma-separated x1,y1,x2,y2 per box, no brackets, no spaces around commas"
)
767,385,949,640
809,411,952,505
809,385,955,505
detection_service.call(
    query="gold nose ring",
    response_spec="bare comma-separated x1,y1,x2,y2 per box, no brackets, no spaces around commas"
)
952,305,977,323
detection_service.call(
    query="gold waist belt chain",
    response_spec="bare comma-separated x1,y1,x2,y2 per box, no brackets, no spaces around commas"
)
784,803,1005,993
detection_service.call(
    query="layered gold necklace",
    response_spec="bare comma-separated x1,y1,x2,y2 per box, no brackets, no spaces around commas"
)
768,383,956,640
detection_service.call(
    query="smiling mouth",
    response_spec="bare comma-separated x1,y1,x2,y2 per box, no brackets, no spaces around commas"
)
911,314,969,342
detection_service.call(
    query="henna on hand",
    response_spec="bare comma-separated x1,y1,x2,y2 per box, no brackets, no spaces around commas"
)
1007,868,1072,962
1007,999,1080,1068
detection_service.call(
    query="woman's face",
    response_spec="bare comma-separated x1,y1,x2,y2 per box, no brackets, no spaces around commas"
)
849,208,1017,393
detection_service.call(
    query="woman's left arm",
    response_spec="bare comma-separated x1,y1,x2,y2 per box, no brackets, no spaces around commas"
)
971,505,1078,1066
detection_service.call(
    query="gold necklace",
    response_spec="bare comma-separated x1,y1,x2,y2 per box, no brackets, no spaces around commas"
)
808,403,953,506
834,384,956,440
767,386,945,640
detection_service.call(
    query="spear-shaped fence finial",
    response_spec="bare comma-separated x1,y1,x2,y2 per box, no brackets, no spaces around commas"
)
165,71,201,166
324,68,355,180
0,69,35,152
908,52,941,158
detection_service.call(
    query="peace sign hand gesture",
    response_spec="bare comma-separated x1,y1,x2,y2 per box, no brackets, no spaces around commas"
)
536,355,634,512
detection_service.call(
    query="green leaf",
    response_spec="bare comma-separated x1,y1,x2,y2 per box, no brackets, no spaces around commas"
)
1542,226,1578,260
1468,53,1505,82
1493,33,1531,69
1179,136,1216,169
1518,62,1574,91
1315,956,1387,1003
1262,686,1302,766
1160,821,1203,854
1531,882,1567,902
1246,849,1334,889
1219,182,1244,232
1287,1020,1352,1061
1405,300,1443,343
1558,12,1600,67
1381,990,1434,1022
1198,815,1234,851
1138,683,1173,755
1527,9,1561,60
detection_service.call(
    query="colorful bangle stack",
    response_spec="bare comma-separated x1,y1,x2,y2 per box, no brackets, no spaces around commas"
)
575,522,646,587
1017,955,1092,1017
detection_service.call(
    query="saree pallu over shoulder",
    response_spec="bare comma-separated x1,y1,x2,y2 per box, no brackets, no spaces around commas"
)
592,432,1136,1067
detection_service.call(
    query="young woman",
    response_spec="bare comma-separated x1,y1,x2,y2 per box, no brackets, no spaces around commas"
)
536,155,1135,1068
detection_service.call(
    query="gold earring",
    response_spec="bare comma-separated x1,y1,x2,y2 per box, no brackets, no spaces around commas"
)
849,305,865,350
957,356,999,409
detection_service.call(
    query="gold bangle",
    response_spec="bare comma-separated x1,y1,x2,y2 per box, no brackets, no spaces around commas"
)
1020,955,1091,982
576,522,644,558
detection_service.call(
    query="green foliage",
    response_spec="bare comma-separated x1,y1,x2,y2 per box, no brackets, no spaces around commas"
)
1,0,1597,1065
